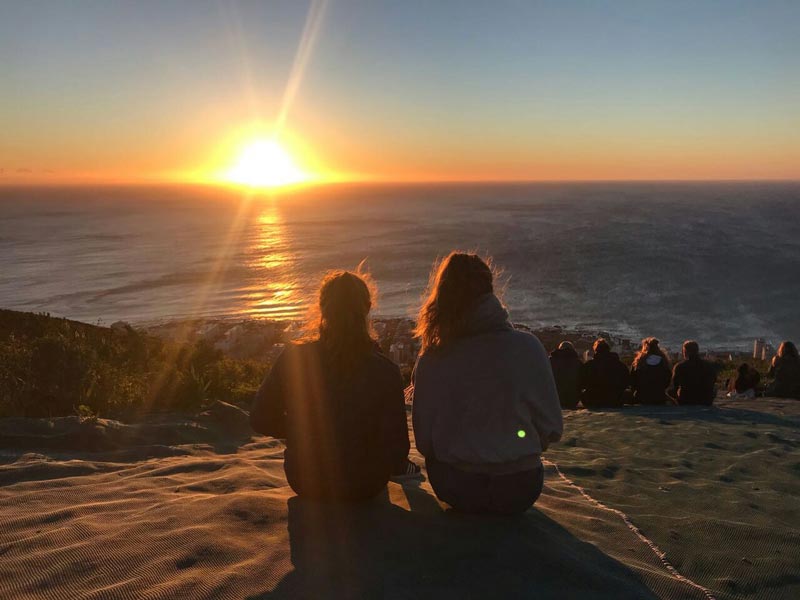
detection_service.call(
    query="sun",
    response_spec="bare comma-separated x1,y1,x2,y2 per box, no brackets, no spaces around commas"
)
225,139,308,188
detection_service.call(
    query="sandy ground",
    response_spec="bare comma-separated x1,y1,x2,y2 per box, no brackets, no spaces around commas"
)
0,399,797,599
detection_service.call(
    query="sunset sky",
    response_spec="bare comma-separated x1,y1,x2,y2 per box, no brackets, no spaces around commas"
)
2,0,799,184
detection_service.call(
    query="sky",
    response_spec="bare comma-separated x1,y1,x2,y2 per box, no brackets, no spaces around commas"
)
2,0,799,184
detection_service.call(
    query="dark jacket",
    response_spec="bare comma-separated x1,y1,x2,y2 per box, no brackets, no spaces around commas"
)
250,341,410,500
630,355,672,405
734,369,760,394
550,347,582,409
412,294,562,473
579,351,630,408
767,356,800,399
671,357,716,406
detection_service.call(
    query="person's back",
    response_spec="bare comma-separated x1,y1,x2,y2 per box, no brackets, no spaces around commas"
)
671,340,716,406
550,342,582,409
250,271,410,501
733,363,760,397
412,253,562,515
579,340,630,408
252,341,408,499
414,307,561,467
630,338,672,405
768,342,800,399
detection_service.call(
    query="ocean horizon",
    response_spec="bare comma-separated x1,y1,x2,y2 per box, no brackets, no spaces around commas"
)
3,180,800,350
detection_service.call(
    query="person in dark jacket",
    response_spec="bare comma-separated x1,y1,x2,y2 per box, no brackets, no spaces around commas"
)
250,270,413,501
767,341,800,399
671,340,717,406
550,341,582,409
412,253,562,515
578,339,630,408
629,337,672,405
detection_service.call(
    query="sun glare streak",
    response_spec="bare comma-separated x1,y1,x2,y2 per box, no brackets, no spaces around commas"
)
145,192,256,408
275,0,329,133
217,0,259,117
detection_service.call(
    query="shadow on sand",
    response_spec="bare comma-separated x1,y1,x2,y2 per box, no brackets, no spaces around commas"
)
252,483,660,600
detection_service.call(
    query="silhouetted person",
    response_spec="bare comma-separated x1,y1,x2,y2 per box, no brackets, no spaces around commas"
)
767,341,800,399
250,270,412,501
550,341,582,409
671,340,716,406
630,337,672,405
578,338,630,408
728,362,760,399
412,253,562,514
550,340,584,409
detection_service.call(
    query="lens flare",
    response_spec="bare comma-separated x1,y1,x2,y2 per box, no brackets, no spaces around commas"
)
225,139,307,188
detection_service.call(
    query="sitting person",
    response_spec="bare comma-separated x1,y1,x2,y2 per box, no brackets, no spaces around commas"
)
671,340,717,406
250,270,416,501
549,341,582,409
727,363,760,399
411,253,562,514
630,337,672,405
578,338,630,408
767,341,800,399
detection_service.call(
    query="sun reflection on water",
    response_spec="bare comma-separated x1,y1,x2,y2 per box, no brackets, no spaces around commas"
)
240,201,304,320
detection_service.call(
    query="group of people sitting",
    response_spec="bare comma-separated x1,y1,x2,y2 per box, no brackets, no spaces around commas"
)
249,251,800,514
550,337,716,409
550,337,800,410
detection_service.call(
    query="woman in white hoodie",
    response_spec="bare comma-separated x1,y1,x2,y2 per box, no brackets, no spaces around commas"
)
411,252,563,514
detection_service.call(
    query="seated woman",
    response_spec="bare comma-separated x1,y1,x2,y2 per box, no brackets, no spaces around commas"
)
411,253,563,514
728,363,760,399
767,341,800,399
579,339,630,408
550,341,582,410
630,337,672,405
250,270,414,501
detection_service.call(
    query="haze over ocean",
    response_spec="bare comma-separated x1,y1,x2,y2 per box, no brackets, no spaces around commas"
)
3,181,799,350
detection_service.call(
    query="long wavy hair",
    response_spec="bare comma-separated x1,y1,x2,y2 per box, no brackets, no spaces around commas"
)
303,269,376,377
415,252,495,353
632,337,670,369
776,341,799,361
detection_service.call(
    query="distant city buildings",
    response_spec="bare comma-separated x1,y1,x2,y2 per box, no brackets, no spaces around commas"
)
753,338,775,361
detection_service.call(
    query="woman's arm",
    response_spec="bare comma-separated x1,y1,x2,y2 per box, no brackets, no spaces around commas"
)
382,365,411,468
410,357,435,459
528,338,563,451
250,347,290,438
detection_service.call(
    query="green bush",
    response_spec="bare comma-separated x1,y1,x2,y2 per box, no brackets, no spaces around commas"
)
0,310,269,418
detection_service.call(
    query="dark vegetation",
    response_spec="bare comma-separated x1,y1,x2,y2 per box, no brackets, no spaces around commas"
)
0,310,774,419
0,310,269,419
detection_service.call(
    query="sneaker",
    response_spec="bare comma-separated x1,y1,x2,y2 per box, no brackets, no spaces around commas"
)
390,458,423,481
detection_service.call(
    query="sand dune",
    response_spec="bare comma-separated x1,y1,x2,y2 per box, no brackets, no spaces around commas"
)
1,399,797,599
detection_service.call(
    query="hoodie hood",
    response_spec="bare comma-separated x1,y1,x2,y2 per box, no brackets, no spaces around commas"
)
463,293,511,336
645,355,663,366
551,346,579,360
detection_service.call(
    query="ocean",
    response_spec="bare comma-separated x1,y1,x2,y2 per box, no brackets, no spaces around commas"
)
2,181,799,350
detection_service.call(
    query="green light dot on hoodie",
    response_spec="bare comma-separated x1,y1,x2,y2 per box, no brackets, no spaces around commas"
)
517,429,526,438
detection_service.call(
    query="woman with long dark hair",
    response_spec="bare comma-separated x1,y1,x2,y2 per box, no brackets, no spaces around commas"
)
630,337,672,405
250,270,413,500
767,341,800,399
411,252,562,514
